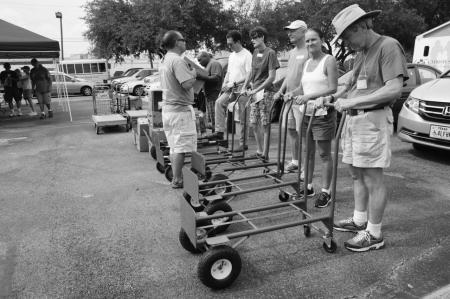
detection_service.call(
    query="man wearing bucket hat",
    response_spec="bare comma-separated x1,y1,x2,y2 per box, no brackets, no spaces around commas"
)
273,20,308,174
324,4,408,252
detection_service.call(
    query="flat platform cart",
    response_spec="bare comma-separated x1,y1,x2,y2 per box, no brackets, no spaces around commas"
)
178,107,347,289
92,85,128,134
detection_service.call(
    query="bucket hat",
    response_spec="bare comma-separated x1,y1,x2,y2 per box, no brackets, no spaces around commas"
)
331,4,381,44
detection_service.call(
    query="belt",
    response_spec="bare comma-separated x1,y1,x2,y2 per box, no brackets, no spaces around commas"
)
348,106,385,116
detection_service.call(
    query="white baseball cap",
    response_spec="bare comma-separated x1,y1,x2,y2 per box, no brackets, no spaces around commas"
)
284,20,307,31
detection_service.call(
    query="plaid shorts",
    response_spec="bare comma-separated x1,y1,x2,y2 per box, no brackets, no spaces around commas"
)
249,91,274,126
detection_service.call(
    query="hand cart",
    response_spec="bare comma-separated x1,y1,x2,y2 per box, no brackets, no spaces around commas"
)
91,85,128,134
178,106,347,289
180,99,295,208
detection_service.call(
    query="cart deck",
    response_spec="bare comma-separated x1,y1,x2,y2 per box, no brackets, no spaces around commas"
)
92,114,128,134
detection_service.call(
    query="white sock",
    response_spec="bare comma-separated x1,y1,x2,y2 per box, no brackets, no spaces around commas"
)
291,159,298,165
307,183,313,190
321,188,330,194
366,221,382,238
353,210,367,226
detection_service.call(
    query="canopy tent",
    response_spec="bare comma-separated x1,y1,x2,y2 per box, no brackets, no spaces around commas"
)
0,19,74,121
0,19,60,59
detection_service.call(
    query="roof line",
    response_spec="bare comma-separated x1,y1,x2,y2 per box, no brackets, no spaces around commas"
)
418,20,450,37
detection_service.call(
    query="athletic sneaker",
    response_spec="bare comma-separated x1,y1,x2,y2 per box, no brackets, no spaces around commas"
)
285,161,298,172
334,217,367,232
40,112,46,119
315,192,331,208
299,187,315,197
171,180,183,189
344,230,385,252
17,109,23,116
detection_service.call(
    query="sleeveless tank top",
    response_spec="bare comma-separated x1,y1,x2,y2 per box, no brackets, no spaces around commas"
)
301,54,330,95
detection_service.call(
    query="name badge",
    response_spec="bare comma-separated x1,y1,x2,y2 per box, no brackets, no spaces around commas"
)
356,75,368,90
296,55,304,60
256,53,263,58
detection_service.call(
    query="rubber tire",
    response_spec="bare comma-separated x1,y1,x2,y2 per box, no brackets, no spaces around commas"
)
156,162,166,174
164,166,173,182
81,86,93,96
204,202,233,235
209,174,232,197
150,145,156,160
323,239,337,253
197,245,241,289
278,190,289,202
179,228,202,254
182,192,204,212
133,85,145,96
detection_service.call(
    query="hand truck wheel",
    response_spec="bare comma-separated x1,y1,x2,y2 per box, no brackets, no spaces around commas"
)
164,166,173,182
278,190,289,202
179,228,203,254
204,201,232,235
150,145,156,160
323,239,337,253
156,162,166,174
209,174,232,198
197,245,241,289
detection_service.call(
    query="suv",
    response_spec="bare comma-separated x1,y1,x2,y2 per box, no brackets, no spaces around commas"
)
397,69,450,151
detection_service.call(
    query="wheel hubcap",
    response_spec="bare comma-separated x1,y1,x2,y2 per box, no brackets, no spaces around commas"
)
211,211,228,227
211,259,232,280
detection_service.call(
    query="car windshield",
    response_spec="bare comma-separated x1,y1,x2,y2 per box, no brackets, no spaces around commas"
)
136,69,154,78
122,69,140,77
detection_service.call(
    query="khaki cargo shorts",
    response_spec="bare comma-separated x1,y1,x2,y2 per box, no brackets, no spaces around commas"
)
282,103,304,131
341,107,394,168
162,107,197,154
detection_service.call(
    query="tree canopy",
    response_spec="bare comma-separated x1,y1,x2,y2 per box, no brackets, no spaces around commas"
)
83,0,449,66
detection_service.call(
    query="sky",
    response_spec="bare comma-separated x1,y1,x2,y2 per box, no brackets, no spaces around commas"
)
3,0,91,57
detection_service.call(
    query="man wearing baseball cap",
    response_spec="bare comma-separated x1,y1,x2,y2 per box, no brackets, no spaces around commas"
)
324,4,408,252
273,20,308,174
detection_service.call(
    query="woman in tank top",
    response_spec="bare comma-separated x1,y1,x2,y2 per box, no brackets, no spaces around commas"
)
294,28,338,208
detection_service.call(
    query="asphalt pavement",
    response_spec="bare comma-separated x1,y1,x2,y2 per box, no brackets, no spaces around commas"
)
0,97,449,298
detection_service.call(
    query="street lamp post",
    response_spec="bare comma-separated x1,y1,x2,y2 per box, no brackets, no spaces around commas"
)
55,11,64,60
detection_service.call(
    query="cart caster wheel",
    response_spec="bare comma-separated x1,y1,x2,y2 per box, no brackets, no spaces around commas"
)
278,190,289,202
205,202,233,235
323,239,337,253
198,245,241,289
304,225,311,237
209,174,232,198
179,228,202,254
164,166,173,182
150,145,156,160
156,162,166,174
96,127,100,134
163,148,170,156
182,192,204,212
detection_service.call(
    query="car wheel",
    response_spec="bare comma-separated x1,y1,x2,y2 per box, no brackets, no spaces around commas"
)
133,86,144,96
81,86,92,96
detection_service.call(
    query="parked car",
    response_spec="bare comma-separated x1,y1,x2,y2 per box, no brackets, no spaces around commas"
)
50,72,95,96
397,69,450,151
120,72,159,96
338,63,441,126
112,68,157,92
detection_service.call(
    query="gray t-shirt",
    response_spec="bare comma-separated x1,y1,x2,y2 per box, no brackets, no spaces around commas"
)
284,47,308,92
249,47,280,91
347,36,408,108
160,52,195,109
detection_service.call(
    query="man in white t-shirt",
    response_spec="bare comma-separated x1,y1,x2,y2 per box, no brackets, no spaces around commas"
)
208,30,252,151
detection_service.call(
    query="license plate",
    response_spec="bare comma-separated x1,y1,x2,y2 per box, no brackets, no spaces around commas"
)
430,125,450,141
